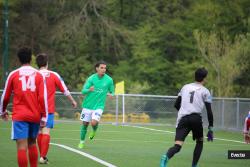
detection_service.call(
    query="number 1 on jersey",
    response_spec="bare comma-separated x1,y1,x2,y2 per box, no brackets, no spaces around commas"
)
189,91,195,103
19,75,36,91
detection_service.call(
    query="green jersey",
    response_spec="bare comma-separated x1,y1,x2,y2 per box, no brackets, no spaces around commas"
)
81,73,114,110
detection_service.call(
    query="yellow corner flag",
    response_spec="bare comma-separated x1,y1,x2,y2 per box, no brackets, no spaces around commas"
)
115,81,125,95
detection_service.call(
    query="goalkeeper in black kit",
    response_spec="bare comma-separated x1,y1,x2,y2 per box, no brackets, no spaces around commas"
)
160,67,214,167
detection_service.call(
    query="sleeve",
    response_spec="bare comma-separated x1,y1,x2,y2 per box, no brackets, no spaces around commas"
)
203,89,212,103
81,77,93,95
177,85,186,97
53,72,70,96
38,74,48,121
174,87,183,111
205,102,213,127
109,79,115,96
174,96,181,111
177,88,182,96
0,73,13,115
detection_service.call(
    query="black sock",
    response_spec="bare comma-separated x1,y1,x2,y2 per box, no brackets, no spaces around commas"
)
192,141,203,166
166,144,182,159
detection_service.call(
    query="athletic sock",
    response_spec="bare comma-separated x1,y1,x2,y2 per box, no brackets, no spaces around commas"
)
37,133,43,154
92,124,98,132
192,141,203,166
91,124,98,137
167,144,182,159
80,125,88,142
17,149,28,167
28,144,38,167
41,134,50,158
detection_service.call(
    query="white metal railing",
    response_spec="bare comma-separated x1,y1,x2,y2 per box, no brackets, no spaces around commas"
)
1,90,249,131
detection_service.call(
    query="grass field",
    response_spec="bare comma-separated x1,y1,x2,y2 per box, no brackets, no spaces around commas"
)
0,120,250,167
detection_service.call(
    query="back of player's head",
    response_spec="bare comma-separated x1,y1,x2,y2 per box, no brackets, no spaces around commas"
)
36,53,48,68
195,67,208,82
17,47,32,64
95,60,107,69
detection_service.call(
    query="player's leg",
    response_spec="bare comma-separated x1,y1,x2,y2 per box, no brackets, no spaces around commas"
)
16,139,28,167
39,127,50,164
190,114,204,167
245,119,250,144
37,130,42,153
89,119,98,140
39,113,54,163
160,116,190,167
28,122,40,167
192,138,203,167
89,109,103,140
28,138,38,167
12,121,29,167
244,133,250,144
79,108,91,148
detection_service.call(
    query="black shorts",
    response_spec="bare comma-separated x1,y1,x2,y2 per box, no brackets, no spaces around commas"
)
175,113,203,141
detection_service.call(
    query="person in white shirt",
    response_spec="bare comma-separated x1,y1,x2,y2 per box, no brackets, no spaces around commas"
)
160,67,214,167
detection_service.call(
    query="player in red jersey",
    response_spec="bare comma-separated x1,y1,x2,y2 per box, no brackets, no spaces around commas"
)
35,53,77,164
243,111,250,144
0,47,47,167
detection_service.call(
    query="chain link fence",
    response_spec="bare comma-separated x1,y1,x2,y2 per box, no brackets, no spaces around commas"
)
1,90,250,131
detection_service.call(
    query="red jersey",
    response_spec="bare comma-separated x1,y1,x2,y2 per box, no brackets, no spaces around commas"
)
40,69,70,114
244,111,250,134
0,66,47,123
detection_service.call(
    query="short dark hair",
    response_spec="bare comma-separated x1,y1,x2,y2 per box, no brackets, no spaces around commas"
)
195,67,208,82
36,53,48,68
95,60,107,69
17,47,32,64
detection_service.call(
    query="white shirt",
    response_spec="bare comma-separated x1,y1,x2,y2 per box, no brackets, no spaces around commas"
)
176,82,212,126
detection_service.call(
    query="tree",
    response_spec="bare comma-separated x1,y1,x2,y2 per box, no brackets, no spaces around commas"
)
194,30,249,97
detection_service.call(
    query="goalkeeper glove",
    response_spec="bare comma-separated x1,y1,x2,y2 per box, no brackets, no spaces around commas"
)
207,126,213,142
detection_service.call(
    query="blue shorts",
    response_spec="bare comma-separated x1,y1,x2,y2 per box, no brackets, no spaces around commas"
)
46,113,54,129
12,121,40,140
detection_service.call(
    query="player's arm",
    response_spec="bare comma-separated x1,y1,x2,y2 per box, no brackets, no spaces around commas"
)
243,117,250,144
54,72,77,108
204,90,214,141
174,96,181,111
81,77,94,94
205,102,214,142
54,72,70,96
174,87,182,111
66,94,77,108
107,79,115,99
205,102,213,127
38,75,48,127
0,73,13,120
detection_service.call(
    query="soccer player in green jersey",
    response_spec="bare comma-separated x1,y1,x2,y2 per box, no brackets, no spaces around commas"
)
78,61,115,148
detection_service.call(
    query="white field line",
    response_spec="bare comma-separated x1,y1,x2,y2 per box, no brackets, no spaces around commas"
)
50,143,117,167
0,127,164,134
51,137,246,147
0,125,246,144
126,125,246,144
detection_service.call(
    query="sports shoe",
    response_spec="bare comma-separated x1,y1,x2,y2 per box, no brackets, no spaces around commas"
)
160,154,168,167
39,157,49,164
89,132,95,140
78,142,85,149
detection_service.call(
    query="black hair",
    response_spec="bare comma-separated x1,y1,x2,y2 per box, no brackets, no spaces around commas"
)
95,60,107,68
195,67,208,82
95,60,107,71
17,47,32,64
36,53,48,68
